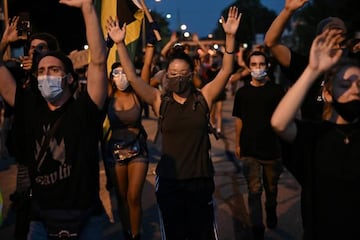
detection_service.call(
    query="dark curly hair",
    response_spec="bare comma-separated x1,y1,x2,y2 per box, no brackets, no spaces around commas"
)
34,50,78,93
165,44,194,72
245,50,270,68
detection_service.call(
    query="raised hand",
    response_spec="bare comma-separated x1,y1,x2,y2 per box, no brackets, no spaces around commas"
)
284,0,309,12
106,16,126,45
19,56,32,71
221,6,241,35
308,29,343,73
1,16,27,45
192,33,200,43
169,31,179,43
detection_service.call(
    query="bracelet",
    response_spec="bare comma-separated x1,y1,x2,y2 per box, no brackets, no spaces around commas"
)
225,49,235,54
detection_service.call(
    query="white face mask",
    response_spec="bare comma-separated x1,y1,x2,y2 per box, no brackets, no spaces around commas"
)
251,69,267,80
37,75,64,102
113,71,129,91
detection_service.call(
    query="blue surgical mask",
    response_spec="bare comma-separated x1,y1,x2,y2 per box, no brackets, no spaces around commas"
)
251,69,267,80
37,75,64,102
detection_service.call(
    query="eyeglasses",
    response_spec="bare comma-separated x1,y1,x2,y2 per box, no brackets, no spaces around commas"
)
112,69,123,77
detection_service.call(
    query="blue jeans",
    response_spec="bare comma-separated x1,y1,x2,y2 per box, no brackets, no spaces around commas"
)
241,157,283,227
27,213,108,240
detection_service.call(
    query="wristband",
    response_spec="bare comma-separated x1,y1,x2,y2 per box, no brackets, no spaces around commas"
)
225,49,235,54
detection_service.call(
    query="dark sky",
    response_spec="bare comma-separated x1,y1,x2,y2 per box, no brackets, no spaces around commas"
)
146,0,283,38
6,0,358,53
8,0,86,54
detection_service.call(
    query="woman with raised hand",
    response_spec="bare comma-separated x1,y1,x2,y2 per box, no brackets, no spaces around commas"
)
106,6,241,240
271,29,360,239
103,32,156,240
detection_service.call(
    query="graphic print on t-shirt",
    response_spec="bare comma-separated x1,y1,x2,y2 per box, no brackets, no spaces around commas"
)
34,123,69,186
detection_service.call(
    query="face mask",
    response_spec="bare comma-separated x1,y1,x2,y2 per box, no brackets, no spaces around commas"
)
251,69,267,80
37,75,64,103
113,72,129,91
166,75,192,94
332,99,360,122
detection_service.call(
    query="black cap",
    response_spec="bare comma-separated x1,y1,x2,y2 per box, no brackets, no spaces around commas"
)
316,17,347,35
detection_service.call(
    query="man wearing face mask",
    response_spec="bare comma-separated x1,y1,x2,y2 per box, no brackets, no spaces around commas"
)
1,15,64,240
0,0,108,239
232,51,285,239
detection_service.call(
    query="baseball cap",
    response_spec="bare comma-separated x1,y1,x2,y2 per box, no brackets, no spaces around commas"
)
316,17,347,35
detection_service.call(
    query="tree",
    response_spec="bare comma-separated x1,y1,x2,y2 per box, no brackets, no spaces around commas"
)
286,0,358,54
212,0,277,48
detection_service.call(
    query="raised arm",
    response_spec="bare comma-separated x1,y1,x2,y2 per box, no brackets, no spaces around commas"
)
201,6,241,107
0,16,27,60
264,0,309,67
0,17,24,106
192,33,209,55
271,29,343,142
106,16,161,115
60,0,107,108
160,32,178,58
0,61,17,106
140,44,155,84
140,20,158,84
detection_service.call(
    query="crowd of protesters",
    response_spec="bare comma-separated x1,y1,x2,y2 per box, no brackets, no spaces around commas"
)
0,0,359,239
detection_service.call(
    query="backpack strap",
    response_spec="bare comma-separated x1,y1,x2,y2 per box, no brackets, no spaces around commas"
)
153,93,172,143
192,90,220,140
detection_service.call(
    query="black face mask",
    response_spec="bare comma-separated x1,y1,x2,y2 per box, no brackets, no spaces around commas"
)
332,99,360,122
166,76,192,94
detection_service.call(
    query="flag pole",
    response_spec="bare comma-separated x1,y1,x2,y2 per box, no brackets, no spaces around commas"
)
2,0,10,59
139,0,161,42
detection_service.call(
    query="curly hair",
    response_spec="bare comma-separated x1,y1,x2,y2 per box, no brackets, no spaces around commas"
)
165,44,195,72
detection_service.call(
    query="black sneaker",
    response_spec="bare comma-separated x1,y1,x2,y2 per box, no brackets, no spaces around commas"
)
266,207,278,229
123,230,132,240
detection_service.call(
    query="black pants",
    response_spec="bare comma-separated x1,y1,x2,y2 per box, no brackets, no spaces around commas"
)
155,177,218,240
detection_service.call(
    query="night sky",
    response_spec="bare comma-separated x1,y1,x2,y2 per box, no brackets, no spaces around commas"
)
7,0,359,53
8,0,86,54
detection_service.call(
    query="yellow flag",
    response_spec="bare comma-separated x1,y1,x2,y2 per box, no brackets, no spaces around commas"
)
100,0,144,74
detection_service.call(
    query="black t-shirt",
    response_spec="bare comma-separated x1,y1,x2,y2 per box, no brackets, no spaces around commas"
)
232,81,285,159
292,120,360,239
156,93,213,179
15,87,103,211
281,50,324,121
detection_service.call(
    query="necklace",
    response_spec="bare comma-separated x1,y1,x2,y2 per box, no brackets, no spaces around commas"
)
333,125,360,144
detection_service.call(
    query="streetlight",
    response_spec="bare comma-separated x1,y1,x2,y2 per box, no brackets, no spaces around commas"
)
183,31,190,38
180,24,187,31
